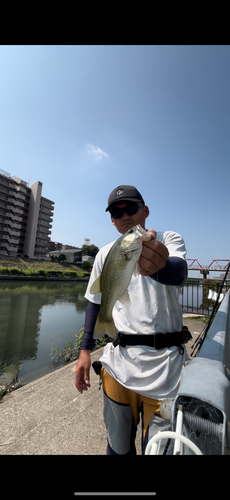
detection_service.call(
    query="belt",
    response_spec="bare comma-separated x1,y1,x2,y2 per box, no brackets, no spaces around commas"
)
112,326,192,351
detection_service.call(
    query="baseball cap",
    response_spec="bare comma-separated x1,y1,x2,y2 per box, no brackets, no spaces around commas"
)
105,185,145,212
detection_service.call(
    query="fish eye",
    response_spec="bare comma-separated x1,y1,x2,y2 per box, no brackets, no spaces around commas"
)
128,229,134,234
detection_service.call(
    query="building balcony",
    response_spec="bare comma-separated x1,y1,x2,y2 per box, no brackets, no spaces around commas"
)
39,213,53,223
5,213,23,222
4,234,20,244
5,219,21,230
3,228,20,238
2,242,20,253
37,234,49,242
17,186,27,194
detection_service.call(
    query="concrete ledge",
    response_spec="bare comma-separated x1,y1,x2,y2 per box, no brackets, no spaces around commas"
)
0,348,109,455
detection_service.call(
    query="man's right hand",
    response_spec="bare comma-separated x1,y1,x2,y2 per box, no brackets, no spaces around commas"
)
75,350,91,394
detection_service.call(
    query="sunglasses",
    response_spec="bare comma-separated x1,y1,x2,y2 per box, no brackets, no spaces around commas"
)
109,203,144,219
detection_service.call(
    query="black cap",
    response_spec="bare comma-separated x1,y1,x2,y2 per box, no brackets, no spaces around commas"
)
105,185,145,212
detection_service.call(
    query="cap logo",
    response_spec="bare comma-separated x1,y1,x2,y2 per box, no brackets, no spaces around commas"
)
116,189,124,196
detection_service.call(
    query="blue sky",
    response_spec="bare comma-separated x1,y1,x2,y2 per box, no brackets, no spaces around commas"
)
1,45,230,277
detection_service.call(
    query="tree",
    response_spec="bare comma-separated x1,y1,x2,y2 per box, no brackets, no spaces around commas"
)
81,244,99,258
58,254,67,262
49,255,58,261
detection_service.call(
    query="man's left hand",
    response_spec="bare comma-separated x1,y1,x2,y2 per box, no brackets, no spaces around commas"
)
139,230,169,276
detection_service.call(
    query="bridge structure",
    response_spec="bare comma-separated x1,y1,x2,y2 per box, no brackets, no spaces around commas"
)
187,259,230,277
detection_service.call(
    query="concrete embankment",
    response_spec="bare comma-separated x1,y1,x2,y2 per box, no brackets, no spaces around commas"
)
0,319,204,455
0,348,109,455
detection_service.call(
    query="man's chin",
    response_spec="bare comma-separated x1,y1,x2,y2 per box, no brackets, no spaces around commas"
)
121,222,135,231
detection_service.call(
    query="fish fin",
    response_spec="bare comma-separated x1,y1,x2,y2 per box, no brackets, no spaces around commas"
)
93,316,117,339
90,275,101,294
133,261,140,277
118,289,131,306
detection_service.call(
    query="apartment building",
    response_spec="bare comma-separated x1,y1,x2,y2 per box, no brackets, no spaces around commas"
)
48,241,62,252
0,169,54,258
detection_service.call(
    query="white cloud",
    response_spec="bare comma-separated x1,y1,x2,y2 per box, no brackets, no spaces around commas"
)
86,143,109,162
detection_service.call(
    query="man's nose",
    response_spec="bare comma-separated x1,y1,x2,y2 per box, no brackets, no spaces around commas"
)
122,211,130,220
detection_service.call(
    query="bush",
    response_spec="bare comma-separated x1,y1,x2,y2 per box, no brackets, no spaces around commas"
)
58,254,66,262
82,261,92,271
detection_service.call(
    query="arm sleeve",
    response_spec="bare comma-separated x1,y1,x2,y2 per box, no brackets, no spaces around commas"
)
80,301,100,351
150,256,187,287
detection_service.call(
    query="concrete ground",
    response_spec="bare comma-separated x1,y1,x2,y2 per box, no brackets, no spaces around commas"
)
0,318,204,455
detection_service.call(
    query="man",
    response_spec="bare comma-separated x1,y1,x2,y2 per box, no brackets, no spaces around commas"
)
75,185,188,455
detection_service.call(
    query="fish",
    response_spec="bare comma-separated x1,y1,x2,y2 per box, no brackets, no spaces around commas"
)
90,224,152,338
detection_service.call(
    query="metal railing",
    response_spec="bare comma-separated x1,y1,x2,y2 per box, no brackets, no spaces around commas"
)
179,281,230,316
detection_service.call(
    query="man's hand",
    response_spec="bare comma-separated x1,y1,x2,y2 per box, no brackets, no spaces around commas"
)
139,229,169,276
75,350,91,394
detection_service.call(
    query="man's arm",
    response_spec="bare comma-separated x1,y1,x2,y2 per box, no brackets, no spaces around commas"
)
80,301,100,350
75,301,100,393
150,256,187,286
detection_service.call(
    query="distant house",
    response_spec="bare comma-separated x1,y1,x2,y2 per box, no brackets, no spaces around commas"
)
49,247,82,263
82,255,94,265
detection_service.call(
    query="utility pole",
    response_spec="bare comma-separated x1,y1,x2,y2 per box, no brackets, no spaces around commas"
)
200,269,209,312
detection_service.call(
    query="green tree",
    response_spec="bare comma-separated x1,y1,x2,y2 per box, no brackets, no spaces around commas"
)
81,244,99,257
58,254,67,262
49,255,58,262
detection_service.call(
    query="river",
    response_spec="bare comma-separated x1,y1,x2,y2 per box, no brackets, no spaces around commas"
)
0,280,209,387
0,280,88,386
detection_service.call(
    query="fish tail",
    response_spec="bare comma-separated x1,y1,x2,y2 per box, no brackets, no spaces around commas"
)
93,315,117,339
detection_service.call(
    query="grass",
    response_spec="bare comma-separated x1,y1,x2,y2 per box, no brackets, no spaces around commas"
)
184,316,209,323
0,255,90,278
0,379,23,401
50,326,105,367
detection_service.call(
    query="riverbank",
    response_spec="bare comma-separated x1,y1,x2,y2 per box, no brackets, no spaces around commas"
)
0,254,90,279
0,275,89,281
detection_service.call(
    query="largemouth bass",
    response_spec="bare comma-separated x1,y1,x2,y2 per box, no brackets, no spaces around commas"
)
90,224,152,338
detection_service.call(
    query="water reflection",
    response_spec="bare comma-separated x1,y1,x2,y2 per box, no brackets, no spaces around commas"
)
0,281,88,385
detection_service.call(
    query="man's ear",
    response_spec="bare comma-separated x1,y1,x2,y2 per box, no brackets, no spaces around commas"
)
144,205,150,219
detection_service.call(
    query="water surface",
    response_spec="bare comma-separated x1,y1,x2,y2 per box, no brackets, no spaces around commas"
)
0,281,88,385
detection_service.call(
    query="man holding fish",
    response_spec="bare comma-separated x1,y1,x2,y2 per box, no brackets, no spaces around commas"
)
75,185,189,455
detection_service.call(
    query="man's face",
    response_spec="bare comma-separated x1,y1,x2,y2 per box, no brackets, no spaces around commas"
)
110,202,149,234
